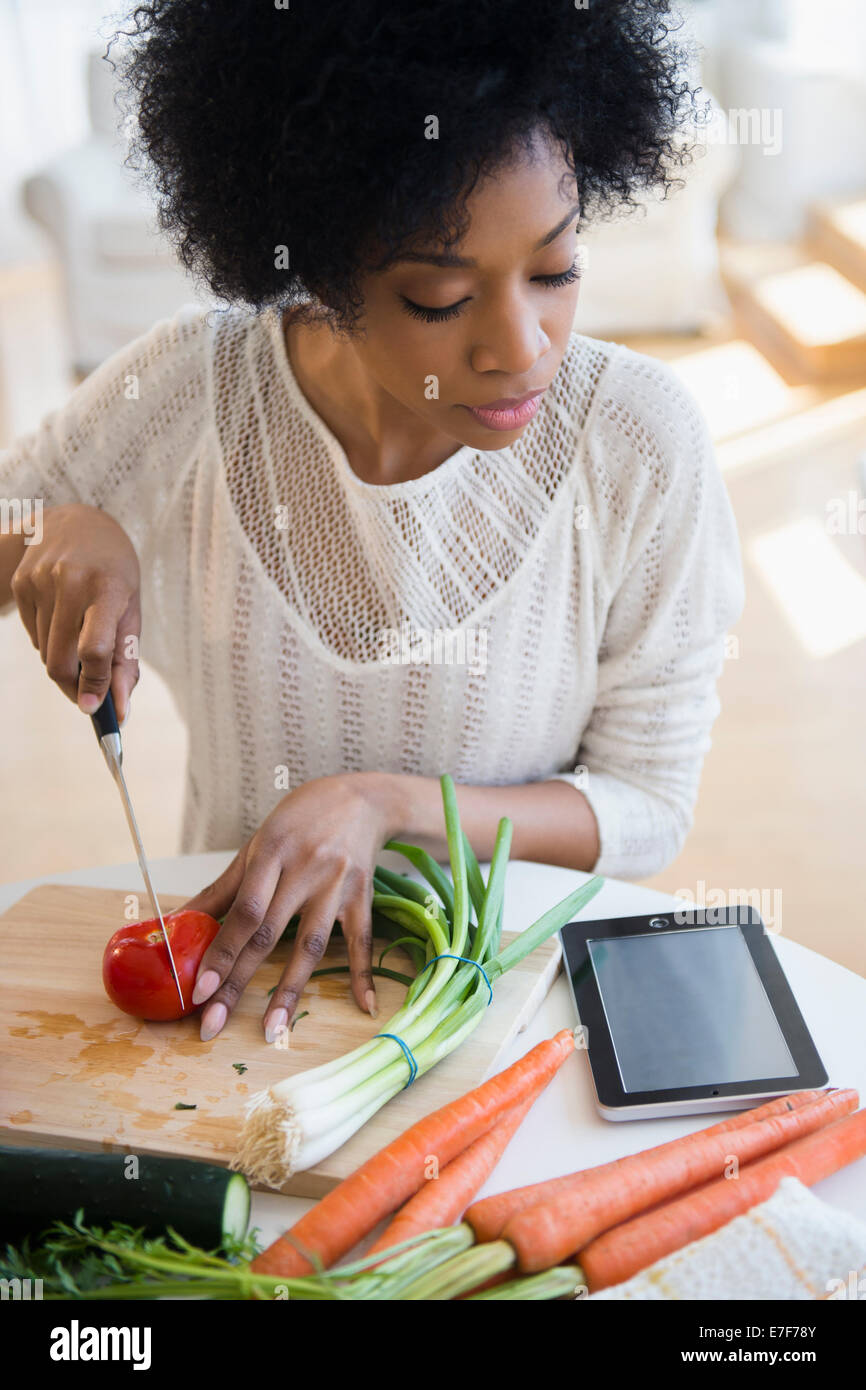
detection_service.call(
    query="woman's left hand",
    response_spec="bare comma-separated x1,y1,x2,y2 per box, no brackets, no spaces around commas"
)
177,772,407,1042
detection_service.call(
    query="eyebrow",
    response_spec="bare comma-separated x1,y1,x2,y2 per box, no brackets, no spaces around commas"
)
391,203,581,269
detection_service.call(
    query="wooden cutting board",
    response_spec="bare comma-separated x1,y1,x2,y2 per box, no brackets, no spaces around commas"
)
0,884,561,1197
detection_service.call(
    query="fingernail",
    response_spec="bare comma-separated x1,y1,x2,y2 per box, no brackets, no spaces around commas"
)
200,1001,227,1041
192,969,220,1006
79,694,99,714
265,1008,288,1043
365,989,378,1019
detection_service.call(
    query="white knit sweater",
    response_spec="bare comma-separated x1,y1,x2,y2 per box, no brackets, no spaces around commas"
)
0,304,744,879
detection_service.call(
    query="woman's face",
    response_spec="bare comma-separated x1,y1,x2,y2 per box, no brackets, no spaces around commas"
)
354,133,582,449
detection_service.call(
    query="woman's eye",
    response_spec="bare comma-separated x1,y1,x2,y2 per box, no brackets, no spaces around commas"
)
537,260,582,289
398,296,468,324
398,261,582,324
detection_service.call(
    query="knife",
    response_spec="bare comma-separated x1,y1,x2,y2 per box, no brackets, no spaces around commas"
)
85,673,186,1011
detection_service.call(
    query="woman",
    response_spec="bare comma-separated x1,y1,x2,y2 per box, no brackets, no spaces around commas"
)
0,0,744,1042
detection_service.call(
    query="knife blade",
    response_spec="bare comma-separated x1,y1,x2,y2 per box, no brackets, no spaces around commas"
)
85,676,186,1011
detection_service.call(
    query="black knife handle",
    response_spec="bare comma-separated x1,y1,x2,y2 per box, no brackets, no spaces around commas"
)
78,661,120,741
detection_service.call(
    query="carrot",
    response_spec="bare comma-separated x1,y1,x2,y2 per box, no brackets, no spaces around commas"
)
501,1087,858,1273
249,1028,576,1277
466,1088,832,1243
579,1105,866,1291
365,1088,540,1258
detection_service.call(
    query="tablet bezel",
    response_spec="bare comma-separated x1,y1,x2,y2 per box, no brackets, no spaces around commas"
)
559,905,828,1119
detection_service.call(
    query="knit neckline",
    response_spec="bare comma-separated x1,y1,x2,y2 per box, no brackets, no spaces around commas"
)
265,307,479,499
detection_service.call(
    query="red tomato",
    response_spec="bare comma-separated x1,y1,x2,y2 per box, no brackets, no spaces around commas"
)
102,910,221,1021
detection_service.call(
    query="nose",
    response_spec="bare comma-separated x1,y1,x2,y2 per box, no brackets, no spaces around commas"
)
469,292,550,377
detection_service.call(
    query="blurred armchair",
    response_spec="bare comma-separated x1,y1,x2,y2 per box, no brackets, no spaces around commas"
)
574,90,740,338
21,51,209,376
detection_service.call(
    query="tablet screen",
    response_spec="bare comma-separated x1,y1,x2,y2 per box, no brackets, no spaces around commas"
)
587,925,798,1092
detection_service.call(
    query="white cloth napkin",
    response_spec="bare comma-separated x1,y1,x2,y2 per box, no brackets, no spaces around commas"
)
587,1177,866,1300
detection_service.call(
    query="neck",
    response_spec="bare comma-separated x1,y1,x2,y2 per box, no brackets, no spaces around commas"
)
283,312,462,486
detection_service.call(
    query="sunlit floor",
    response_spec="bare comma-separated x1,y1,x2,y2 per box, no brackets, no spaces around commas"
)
1,275,864,976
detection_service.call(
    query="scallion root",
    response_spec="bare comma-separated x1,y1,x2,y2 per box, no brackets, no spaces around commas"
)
232,1089,302,1188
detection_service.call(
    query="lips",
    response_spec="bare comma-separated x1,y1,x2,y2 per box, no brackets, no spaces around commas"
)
462,387,547,433
470,388,546,410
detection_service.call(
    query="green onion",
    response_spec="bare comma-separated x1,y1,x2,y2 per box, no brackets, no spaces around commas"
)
465,1265,586,1300
233,775,603,1188
381,839,455,920
397,1240,583,1300
397,1236,515,1301
470,816,512,963
461,830,487,923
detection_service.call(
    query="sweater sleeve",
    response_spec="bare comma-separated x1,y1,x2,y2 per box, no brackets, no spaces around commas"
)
546,352,745,880
0,303,212,678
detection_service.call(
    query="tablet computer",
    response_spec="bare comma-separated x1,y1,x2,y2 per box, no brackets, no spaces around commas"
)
559,905,828,1120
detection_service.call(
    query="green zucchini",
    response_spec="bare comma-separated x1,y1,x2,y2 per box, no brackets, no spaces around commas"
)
0,1146,250,1249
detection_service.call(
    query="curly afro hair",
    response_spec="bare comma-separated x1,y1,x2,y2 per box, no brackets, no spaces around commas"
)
109,0,705,332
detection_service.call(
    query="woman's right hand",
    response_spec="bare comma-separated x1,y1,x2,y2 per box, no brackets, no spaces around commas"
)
9,502,142,721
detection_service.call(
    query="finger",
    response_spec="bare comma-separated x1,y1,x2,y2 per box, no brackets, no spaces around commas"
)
265,886,343,1040
178,844,249,919
194,854,282,1039
36,597,52,665
199,870,302,1043
341,889,377,1018
77,594,128,714
11,573,39,649
110,589,141,724
44,594,88,703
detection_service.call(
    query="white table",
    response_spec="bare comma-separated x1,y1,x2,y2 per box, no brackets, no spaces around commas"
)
2,854,865,1247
